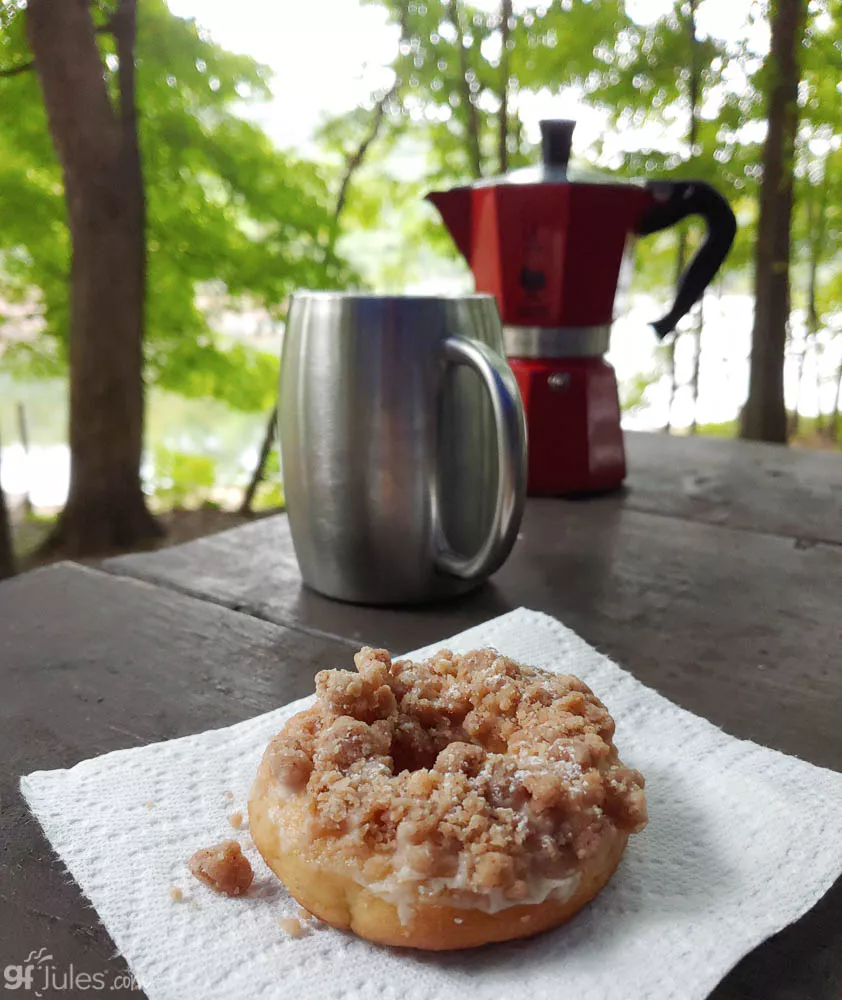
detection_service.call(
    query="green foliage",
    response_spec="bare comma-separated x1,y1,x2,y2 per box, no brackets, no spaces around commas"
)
10,510,56,562
697,415,842,448
511,0,632,95
148,445,217,507
789,1,842,326
0,0,354,411
619,367,664,414
694,419,739,438
251,447,285,511
360,0,540,181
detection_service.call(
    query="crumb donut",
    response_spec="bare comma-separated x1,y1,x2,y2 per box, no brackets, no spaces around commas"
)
249,648,647,950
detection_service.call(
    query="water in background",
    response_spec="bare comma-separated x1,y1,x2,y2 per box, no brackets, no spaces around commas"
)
610,293,841,429
0,376,267,509
1,292,839,510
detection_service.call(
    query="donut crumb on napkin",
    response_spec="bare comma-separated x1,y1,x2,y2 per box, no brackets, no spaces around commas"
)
20,608,842,1000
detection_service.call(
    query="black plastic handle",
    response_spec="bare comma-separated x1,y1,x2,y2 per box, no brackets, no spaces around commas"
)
637,180,737,339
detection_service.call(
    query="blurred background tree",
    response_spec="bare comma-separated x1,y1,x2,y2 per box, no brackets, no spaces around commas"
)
0,444,13,578
740,0,804,441
788,0,842,439
0,0,351,555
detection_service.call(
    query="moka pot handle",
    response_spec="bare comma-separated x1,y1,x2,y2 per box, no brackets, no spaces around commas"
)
637,180,737,338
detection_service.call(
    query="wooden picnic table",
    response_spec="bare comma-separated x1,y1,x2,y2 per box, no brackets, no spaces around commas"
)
1,430,841,998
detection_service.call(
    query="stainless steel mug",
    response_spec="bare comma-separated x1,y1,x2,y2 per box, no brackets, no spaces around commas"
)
278,292,527,604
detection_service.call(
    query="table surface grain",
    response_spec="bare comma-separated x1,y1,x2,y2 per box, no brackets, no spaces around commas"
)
2,431,841,999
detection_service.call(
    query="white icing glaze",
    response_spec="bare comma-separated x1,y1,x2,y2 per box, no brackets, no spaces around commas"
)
353,850,582,926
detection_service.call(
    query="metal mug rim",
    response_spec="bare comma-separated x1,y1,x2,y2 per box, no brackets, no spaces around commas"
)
289,290,497,304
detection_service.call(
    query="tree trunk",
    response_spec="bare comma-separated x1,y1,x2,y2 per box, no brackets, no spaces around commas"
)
790,173,822,437
805,164,828,436
686,0,701,141
665,2,703,435
679,0,706,435
447,2,482,178
27,0,160,557
740,0,804,443
830,359,842,442
16,402,33,516
0,439,15,580
686,0,703,435
664,230,687,433
239,406,277,515
813,338,824,435
788,331,805,436
689,299,704,433
498,0,512,173
663,339,677,433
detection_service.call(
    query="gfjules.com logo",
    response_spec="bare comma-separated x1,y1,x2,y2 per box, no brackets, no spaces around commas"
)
3,948,141,994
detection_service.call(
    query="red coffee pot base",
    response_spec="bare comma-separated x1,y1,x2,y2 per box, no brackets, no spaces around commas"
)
508,356,626,496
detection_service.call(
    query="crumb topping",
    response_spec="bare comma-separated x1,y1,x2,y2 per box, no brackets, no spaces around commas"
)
188,840,254,897
262,648,646,902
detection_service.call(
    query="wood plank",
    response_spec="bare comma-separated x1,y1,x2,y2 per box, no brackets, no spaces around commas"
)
0,563,355,997
624,430,842,544
105,505,842,770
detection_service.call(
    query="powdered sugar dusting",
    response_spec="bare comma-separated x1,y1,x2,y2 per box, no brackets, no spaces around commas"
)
257,647,647,916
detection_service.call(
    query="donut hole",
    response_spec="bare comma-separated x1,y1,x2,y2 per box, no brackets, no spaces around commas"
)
388,722,494,776
388,725,452,773
390,740,439,774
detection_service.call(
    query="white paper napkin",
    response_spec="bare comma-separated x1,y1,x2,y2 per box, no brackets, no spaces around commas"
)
21,608,842,1000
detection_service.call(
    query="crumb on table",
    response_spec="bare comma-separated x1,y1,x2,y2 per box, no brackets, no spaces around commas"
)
278,917,303,938
228,811,244,829
144,801,154,809
188,840,253,897
224,791,234,800
169,887,183,903
297,906,311,920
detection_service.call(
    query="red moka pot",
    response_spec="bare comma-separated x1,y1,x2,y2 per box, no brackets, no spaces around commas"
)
427,120,736,495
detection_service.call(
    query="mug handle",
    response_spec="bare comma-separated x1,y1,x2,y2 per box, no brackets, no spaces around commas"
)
434,335,527,581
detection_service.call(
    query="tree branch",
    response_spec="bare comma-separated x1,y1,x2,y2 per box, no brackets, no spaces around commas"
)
321,79,398,266
0,60,34,78
111,0,137,127
498,0,512,173
445,2,482,179
238,405,278,515
334,81,398,223
323,0,408,262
